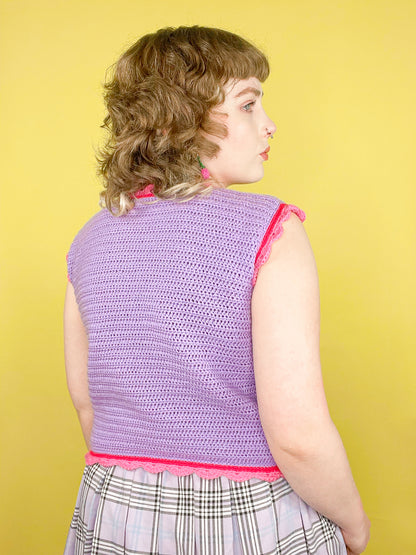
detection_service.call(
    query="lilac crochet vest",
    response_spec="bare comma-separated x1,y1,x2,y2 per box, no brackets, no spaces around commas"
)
67,187,296,471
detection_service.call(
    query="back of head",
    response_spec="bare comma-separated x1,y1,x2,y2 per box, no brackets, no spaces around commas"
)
97,26,270,215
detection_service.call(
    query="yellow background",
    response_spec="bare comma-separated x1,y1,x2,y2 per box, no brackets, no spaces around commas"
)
1,0,415,553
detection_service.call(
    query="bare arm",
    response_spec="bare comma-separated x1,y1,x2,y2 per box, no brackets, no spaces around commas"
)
63,281,93,451
251,213,370,554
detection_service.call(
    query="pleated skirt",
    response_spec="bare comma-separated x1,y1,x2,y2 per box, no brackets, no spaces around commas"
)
64,463,347,555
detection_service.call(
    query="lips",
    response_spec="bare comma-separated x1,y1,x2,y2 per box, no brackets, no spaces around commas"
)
260,145,270,161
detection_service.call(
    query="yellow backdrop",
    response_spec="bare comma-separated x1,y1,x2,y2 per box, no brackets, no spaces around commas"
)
1,0,414,553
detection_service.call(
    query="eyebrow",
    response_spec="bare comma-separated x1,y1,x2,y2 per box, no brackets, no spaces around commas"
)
234,87,264,98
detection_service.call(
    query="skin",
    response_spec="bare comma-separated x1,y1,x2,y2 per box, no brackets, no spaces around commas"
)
64,74,370,554
199,76,276,185
251,213,370,554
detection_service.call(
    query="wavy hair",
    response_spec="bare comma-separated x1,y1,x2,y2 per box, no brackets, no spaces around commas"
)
96,26,270,215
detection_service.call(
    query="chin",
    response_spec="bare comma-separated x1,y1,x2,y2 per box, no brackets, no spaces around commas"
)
225,168,264,185
245,169,265,184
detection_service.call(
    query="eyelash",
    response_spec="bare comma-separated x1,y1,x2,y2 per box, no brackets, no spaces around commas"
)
242,100,256,112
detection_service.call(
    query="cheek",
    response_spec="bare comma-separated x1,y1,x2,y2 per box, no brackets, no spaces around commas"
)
230,119,256,145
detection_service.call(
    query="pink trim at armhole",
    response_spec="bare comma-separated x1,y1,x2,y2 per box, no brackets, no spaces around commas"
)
252,203,306,287
85,452,284,483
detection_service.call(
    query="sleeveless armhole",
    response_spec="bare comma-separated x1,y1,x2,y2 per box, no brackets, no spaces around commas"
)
252,203,306,287
66,252,71,283
66,230,81,285
66,235,78,284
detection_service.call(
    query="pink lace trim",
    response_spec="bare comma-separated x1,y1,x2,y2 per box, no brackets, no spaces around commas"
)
252,203,306,287
85,452,283,483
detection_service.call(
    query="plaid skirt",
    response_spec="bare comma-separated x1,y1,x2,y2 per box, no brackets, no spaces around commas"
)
64,463,347,555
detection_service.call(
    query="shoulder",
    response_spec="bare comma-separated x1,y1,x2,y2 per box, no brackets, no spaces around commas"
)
216,189,306,228
210,188,285,231
216,187,283,210
67,208,109,247
253,208,316,298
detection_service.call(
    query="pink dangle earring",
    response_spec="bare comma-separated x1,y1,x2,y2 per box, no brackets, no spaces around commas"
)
197,155,210,180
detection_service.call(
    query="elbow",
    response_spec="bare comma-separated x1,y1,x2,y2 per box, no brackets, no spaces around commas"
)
75,403,94,416
66,374,92,413
265,430,313,462
69,390,93,414
268,435,318,462
261,414,336,461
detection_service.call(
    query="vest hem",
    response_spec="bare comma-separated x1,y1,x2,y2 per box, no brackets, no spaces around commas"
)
85,451,284,483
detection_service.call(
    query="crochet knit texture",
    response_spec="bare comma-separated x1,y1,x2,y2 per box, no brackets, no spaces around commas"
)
67,185,305,481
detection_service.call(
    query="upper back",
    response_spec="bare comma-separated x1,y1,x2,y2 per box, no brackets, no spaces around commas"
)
65,186,306,467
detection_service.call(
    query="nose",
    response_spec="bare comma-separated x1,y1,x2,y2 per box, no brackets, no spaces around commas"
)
264,114,277,138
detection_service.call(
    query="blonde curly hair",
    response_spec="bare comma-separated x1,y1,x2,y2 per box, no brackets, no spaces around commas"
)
96,25,270,215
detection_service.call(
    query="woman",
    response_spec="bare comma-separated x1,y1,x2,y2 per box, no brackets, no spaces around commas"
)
63,26,370,554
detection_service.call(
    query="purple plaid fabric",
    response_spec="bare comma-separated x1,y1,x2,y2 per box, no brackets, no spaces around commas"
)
64,464,347,555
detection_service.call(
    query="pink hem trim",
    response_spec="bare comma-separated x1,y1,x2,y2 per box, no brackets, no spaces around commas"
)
85,452,283,482
252,203,306,287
